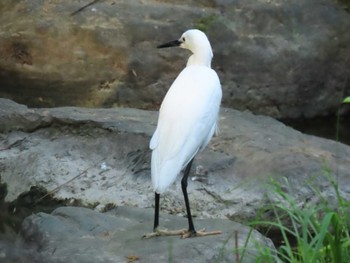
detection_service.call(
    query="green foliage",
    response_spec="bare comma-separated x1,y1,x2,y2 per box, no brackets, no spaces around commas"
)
195,15,218,32
239,96,350,262
336,96,350,143
335,0,350,12
342,97,350,104
243,176,350,262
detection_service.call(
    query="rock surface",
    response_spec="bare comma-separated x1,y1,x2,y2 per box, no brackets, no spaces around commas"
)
1,0,350,118
0,206,275,263
1,98,350,223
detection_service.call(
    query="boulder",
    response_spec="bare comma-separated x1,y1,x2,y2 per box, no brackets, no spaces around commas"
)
1,98,350,223
0,206,275,263
1,0,350,118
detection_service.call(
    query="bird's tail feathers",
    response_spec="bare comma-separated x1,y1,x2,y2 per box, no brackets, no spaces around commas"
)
151,151,183,194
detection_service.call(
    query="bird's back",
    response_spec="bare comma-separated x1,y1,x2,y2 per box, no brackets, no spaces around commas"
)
150,65,222,193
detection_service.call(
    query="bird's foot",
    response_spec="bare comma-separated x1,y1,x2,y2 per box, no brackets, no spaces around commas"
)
143,227,221,239
181,228,222,239
142,227,188,239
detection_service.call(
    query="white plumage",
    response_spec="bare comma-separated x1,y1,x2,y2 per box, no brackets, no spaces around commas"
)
150,29,222,194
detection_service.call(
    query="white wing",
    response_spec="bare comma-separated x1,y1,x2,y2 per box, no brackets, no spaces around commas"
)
150,65,222,193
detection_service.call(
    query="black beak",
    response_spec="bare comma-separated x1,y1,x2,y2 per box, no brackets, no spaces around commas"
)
157,39,182,49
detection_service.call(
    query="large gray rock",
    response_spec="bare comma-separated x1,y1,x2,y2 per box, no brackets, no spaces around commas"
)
1,206,274,263
0,0,350,118
214,0,350,118
1,98,350,222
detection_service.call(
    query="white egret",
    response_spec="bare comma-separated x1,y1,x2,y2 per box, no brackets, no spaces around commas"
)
144,29,222,238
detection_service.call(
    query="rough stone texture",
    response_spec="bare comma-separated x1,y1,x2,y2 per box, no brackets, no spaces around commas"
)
1,206,275,263
1,98,350,222
214,0,350,118
1,0,350,118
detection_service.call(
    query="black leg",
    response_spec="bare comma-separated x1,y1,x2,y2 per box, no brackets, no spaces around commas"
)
153,192,160,231
144,158,221,239
181,158,195,233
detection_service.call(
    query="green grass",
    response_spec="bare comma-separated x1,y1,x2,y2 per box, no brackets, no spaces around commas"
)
241,175,350,262
239,97,350,262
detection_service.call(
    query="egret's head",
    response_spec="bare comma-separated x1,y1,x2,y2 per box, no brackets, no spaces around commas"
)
157,29,212,54
157,29,213,67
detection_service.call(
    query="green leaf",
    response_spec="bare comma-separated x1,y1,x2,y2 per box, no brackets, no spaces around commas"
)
343,97,350,104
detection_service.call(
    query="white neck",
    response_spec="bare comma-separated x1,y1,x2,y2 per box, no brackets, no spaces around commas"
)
186,51,213,67
186,41,213,68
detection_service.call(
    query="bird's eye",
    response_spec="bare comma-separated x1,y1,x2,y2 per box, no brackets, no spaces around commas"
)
182,37,186,42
